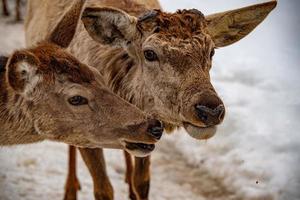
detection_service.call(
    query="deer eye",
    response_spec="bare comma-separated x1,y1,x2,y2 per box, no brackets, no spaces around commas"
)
144,50,158,62
210,49,215,59
68,95,88,106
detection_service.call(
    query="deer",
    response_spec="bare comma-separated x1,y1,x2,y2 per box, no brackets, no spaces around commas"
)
0,0,163,163
1,0,22,21
24,0,277,199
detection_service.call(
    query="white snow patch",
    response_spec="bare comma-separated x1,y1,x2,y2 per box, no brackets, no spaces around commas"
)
1,1,300,200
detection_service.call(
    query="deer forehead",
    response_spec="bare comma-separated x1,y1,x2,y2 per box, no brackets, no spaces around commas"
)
30,47,96,84
138,9,207,37
145,29,213,51
143,35,213,68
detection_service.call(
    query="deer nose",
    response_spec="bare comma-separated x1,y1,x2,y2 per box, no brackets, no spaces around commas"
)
195,104,225,126
147,119,163,140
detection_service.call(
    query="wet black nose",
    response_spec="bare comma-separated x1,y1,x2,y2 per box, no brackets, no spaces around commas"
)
195,104,225,126
147,119,163,140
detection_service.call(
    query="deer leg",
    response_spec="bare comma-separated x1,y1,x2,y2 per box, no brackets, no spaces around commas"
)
133,156,151,200
15,0,21,21
2,0,10,16
79,148,114,200
63,146,81,200
124,151,139,200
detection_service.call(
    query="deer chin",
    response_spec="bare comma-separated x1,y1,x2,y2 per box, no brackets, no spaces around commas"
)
183,122,217,140
124,141,155,157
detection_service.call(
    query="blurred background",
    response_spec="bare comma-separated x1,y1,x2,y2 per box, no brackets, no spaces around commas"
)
0,0,299,200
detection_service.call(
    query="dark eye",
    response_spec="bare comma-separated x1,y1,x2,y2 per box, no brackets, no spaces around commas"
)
68,96,88,106
210,49,215,59
144,50,158,62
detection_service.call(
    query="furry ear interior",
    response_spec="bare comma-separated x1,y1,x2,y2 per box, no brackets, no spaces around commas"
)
82,7,138,46
6,51,41,96
206,0,277,47
48,0,86,48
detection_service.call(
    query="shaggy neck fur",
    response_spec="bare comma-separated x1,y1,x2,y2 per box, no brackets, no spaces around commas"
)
0,57,42,146
98,49,147,107
100,49,179,132
70,33,177,131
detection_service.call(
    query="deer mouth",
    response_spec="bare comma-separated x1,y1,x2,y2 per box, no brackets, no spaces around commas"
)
124,142,155,157
183,122,217,140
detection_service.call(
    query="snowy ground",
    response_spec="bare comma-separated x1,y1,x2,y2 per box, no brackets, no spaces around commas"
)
0,0,299,200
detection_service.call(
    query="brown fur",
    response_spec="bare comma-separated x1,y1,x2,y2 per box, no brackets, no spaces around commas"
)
1,0,165,197
0,0,162,168
137,9,207,39
16,43,95,84
206,1,277,47
64,146,81,200
78,148,114,200
124,151,139,200
0,42,161,147
49,0,85,48
25,0,277,199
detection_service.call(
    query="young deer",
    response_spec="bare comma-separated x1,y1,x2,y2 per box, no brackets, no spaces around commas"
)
25,0,277,199
0,0,163,153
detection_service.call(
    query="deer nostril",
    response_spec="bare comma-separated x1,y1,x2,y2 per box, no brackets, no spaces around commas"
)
195,104,225,125
195,105,209,122
147,120,163,140
215,105,225,121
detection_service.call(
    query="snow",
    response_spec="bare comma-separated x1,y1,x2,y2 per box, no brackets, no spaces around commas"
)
0,0,299,200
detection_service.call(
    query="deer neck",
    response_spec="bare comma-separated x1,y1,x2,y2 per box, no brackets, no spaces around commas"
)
93,48,169,121
0,66,42,146
69,29,177,128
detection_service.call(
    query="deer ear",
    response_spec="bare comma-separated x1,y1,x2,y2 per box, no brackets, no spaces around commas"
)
48,0,86,48
206,0,277,47
6,51,41,97
82,7,138,46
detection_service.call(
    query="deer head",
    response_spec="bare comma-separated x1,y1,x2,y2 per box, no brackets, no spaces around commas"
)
1,0,163,157
81,1,277,139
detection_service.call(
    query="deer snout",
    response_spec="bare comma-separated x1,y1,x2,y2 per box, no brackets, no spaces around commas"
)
147,119,163,140
195,93,225,126
195,104,225,126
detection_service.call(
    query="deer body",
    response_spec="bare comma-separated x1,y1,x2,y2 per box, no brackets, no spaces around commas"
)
25,0,277,199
